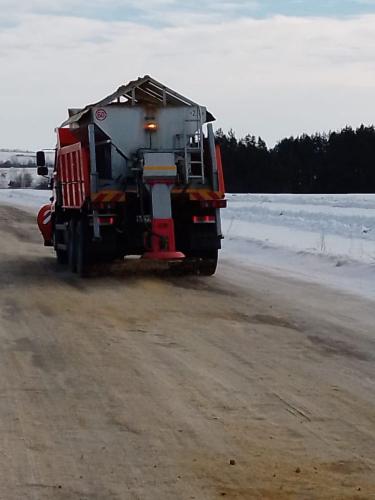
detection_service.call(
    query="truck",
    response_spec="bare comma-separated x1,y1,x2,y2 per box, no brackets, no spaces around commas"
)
36,75,226,276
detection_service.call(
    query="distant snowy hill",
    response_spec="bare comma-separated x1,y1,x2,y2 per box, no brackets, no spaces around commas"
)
0,149,54,166
0,149,36,165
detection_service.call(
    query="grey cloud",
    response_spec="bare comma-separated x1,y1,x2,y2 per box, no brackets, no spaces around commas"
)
1,12,375,148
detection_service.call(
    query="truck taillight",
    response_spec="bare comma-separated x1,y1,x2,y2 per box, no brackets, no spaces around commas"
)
199,200,227,209
193,215,216,224
98,216,115,225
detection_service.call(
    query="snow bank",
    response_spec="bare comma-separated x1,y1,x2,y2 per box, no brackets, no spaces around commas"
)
221,194,375,300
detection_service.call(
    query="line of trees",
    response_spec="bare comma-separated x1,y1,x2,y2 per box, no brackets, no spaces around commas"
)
216,125,375,193
0,160,35,168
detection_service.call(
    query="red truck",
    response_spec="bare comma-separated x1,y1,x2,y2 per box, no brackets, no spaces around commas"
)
37,76,226,276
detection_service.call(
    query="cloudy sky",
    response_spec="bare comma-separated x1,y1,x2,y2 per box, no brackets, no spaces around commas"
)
1,0,375,149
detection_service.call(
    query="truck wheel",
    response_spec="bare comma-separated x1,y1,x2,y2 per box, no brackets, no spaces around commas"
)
54,227,68,265
76,218,89,277
173,250,218,276
56,248,68,265
195,250,218,276
68,219,77,273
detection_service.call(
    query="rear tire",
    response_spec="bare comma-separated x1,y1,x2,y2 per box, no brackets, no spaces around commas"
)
54,225,68,265
172,249,218,276
195,250,218,276
56,248,68,265
68,219,77,273
76,218,90,277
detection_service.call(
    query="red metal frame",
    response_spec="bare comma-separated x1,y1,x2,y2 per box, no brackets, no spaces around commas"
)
58,128,79,147
55,128,90,209
215,144,226,194
57,142,90,209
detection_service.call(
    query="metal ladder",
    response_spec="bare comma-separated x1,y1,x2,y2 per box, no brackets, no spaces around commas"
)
184,107,205,184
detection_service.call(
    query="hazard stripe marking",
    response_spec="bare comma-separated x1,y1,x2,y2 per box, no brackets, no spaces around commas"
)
43,211,51,225
172,189,225,200
92,192,126,203
92,190,222,202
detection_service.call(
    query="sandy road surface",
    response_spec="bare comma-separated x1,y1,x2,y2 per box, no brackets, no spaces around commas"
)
0,204,374,500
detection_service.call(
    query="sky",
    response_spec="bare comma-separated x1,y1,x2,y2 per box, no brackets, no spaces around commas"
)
1,0,375,149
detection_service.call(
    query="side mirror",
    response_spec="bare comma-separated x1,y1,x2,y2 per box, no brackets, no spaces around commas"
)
37,166,48,176
36,151,46,167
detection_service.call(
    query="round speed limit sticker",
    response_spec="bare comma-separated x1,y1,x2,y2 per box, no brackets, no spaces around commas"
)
95,108,107,121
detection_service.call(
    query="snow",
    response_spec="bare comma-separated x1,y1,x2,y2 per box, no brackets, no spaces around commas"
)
222,194,375,300
0,150,54,188
0,189,374,300
0,167,49,189
0,150,35,163
0,188,51,212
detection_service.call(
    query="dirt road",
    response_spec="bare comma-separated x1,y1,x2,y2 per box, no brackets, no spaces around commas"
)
0,204,374,500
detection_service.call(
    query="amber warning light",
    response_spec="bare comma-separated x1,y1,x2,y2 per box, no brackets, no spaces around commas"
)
145,122,158,132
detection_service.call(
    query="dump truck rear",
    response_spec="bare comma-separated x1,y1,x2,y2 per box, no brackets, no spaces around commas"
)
37,75,226,276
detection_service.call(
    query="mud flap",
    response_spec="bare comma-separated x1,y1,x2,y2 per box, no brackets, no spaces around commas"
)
37,204,53,246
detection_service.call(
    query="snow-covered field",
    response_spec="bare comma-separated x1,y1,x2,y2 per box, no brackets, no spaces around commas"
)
222,194,375,300
0,167,47,189
223,194,375,263
0,190,374,300
0,188,51,210
0,150,35,164
0,149,54,188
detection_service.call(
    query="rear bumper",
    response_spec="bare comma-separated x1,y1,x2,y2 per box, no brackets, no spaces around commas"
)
143,251,185,261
